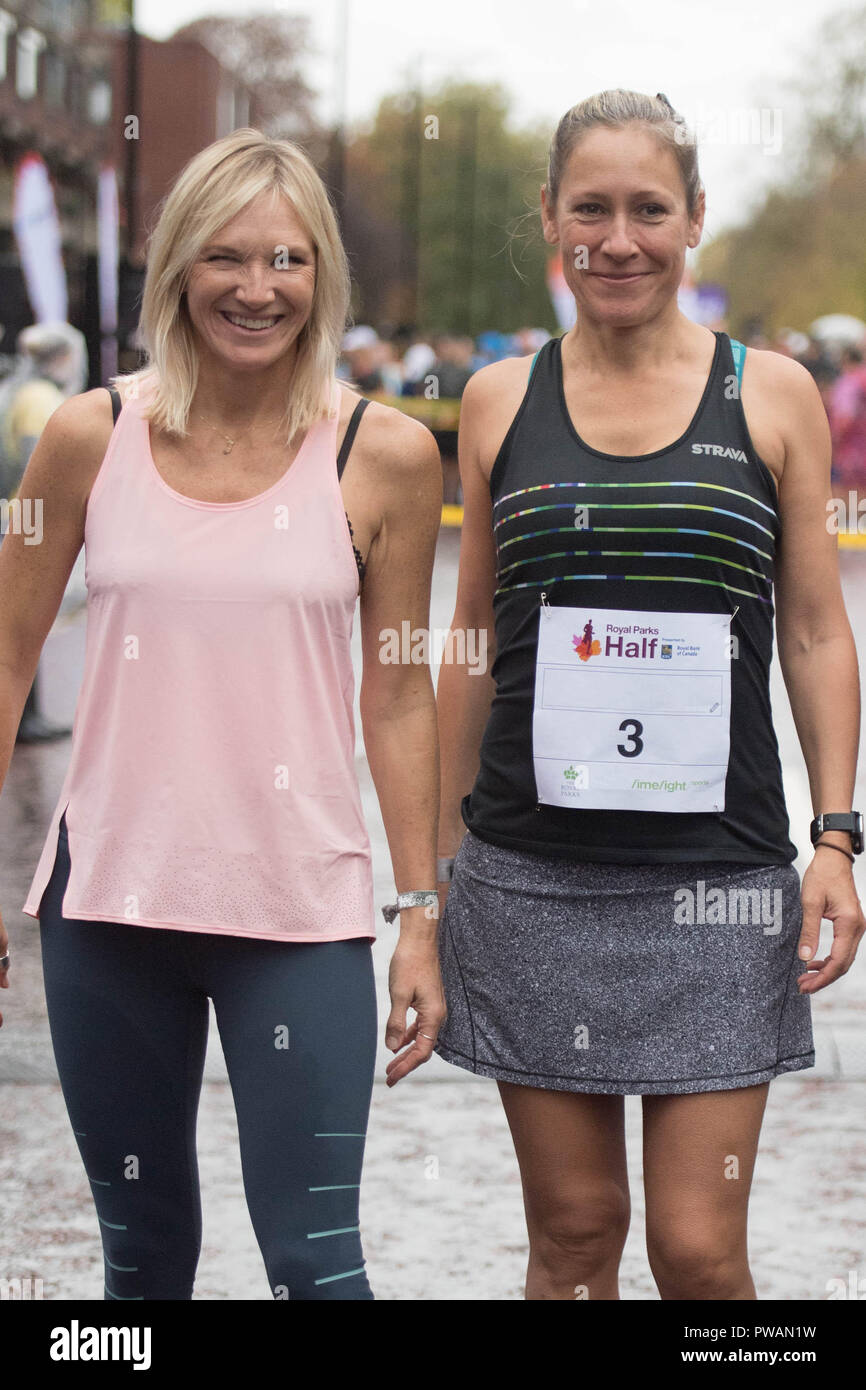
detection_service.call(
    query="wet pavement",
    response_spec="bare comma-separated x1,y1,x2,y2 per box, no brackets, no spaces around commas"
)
1,531,864,1299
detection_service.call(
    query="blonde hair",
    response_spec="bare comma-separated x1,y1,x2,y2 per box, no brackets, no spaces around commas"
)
114,128,351,443
546,89,703,217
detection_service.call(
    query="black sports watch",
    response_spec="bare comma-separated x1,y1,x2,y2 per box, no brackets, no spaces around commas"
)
810,812,864,854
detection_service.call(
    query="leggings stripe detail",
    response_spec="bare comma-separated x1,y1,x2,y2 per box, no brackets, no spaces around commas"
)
314,1267,365,1286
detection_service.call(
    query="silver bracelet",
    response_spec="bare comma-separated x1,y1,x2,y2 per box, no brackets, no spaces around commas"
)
381,890,439,923
437,857,455,882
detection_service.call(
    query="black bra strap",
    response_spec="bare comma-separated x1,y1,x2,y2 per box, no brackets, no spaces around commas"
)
337,396,369,481
106,385,122,424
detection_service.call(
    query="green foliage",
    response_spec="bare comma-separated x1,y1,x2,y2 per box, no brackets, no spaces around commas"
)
696,3,866,336
347,81,557,333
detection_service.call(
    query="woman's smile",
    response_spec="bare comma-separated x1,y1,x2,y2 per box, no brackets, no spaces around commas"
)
217,309,285,336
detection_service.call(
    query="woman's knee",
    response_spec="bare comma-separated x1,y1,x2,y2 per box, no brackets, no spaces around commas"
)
647,1222,748,1298
528,1185,631,1276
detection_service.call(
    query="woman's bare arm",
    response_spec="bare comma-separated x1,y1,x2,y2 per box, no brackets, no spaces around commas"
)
768,353,864,990
354,402,446,1079
0,387,112,1025
0,389,111,796
435,364,518,860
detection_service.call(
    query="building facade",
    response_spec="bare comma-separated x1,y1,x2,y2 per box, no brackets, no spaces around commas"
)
0,1,255,384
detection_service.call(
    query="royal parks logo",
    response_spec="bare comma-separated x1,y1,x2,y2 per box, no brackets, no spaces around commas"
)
572,616,661,663
572,618,601,662
561,763,588,791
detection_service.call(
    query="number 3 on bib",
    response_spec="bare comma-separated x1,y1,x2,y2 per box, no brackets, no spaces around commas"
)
531,605,733,813
617,718,644,757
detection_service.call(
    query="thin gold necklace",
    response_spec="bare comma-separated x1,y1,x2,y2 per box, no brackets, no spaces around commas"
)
196,413,280,455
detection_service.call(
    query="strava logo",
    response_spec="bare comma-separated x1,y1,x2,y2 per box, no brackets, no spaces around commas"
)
691,443,748,462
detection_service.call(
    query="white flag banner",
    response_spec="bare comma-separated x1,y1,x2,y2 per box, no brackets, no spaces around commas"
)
98,164,119,336
12,153,68,323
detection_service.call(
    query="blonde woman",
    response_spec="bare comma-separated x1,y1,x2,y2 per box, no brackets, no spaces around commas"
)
434,91,864,1300
0,130,445,1300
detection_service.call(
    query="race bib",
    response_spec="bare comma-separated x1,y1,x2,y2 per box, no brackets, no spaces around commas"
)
532,604,733,813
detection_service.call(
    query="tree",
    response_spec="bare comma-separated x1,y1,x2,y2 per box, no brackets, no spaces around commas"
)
171,11,322,148
696,3,866,335
346,80,556,333
786,5,866,176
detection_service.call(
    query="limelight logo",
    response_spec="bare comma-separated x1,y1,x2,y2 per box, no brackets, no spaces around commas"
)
691,443,748,462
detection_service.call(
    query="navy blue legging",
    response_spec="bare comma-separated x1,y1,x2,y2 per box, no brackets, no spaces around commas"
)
38,814,378,1300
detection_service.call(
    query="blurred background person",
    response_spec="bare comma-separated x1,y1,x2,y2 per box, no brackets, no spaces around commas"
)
427,333,477,504
400,329,438,395
375,331,406,395
0,323,87,502
0,322,88,742
340,324,386,392
829,345,866,507
797,334,840,417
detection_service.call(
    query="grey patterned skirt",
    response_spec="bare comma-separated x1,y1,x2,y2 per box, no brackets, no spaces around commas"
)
434,830,815,1095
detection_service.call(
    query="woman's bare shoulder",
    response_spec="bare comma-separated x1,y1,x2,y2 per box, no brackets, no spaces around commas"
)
460,354,537,406
336,382,441,482
18,388,117,509
741,345,822,402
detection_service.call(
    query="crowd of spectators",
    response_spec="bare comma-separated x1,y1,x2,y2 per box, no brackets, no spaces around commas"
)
338,324,548,398
741,324,866,496
338,324,550,503
340,320,866,505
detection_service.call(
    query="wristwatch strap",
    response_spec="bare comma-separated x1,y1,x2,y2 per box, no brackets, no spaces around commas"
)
381,890,439,923
814,841,855,864
810,813,864,854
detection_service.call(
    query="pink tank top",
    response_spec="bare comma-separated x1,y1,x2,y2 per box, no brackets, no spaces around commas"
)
22,378,376,942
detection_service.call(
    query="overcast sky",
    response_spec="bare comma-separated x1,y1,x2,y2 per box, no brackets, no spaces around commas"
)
137,0,854,241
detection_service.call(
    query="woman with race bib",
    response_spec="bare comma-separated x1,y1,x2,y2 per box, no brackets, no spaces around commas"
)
430,90,864,1300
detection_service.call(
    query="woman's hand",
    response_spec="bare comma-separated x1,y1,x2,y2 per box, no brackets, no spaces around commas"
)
797,848,865,993
0,909,9,1028
384,913,447,1086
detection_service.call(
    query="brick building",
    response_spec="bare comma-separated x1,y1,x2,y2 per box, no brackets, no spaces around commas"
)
0,1,254,383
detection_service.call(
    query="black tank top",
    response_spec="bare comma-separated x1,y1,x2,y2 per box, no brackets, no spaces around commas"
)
462,331,797,865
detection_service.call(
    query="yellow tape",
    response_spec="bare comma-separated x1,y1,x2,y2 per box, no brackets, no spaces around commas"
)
373,394,462,430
